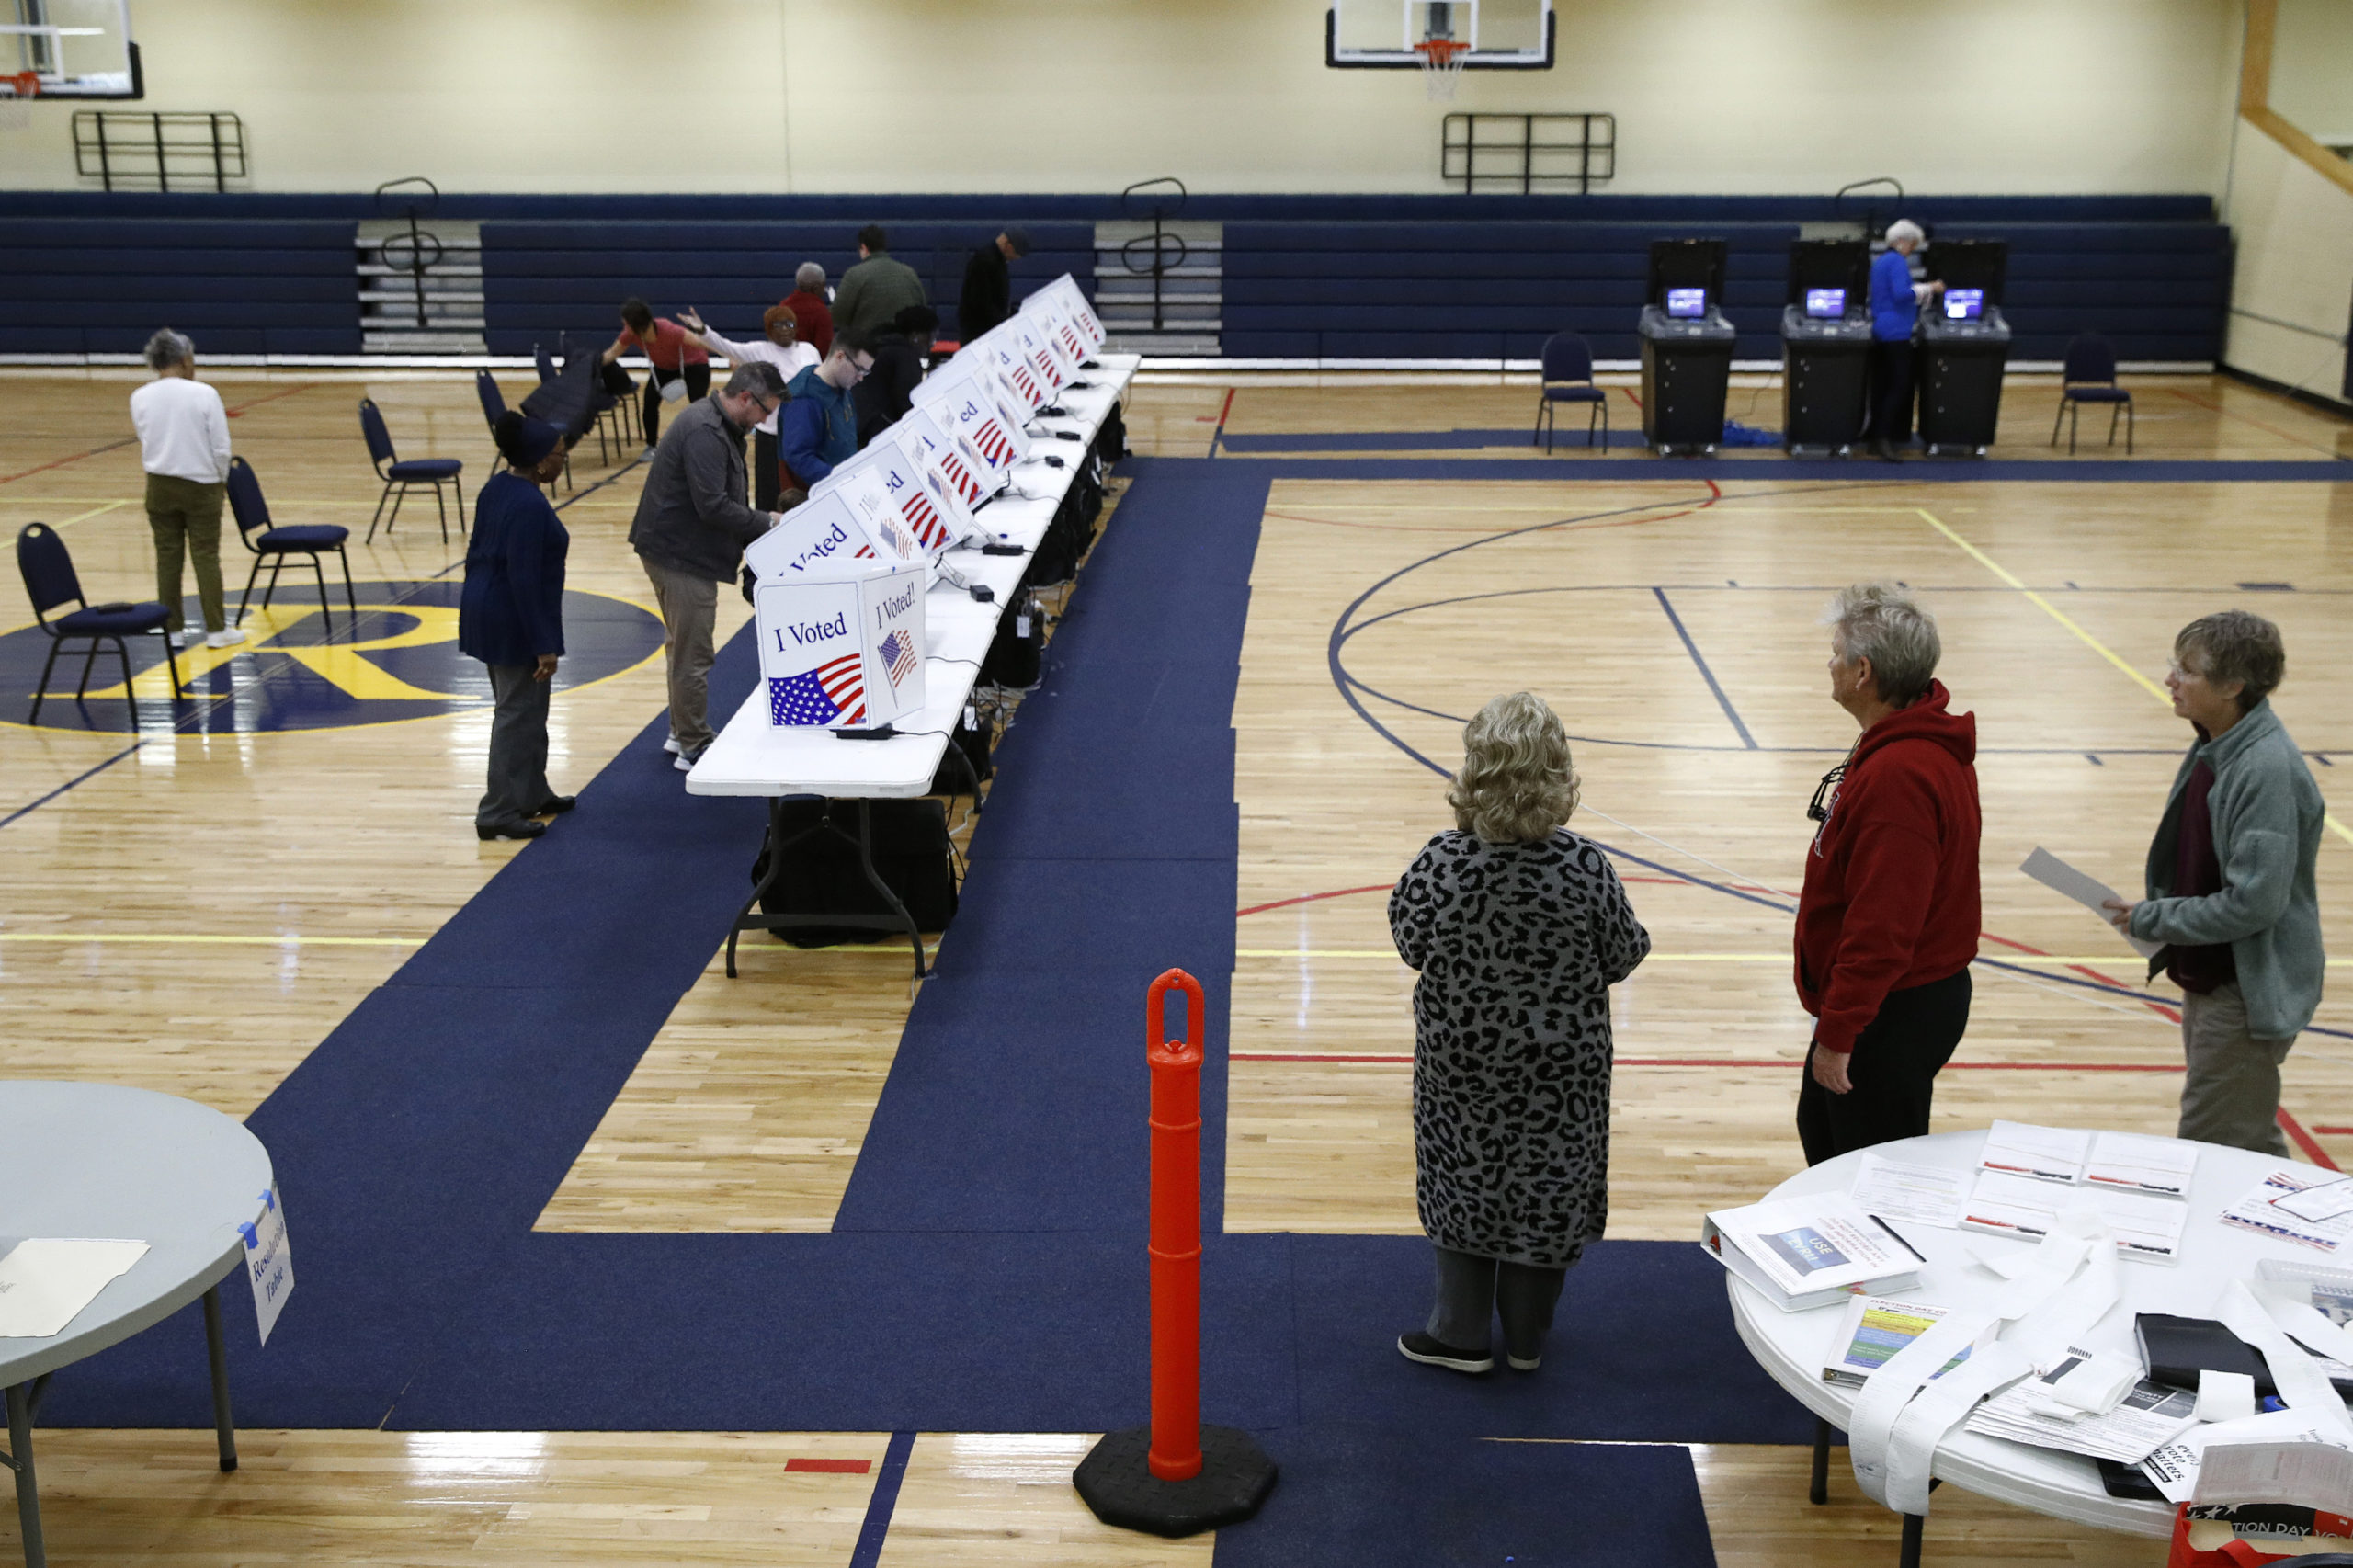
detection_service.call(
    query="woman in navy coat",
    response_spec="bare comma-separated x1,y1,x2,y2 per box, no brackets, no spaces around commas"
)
460,413,572,840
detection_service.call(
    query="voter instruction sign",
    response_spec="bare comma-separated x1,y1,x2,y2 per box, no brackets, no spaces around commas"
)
756,562,926,728
239,1185,294,1346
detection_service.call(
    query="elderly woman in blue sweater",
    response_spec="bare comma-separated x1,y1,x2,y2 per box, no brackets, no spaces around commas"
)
460,413,572,841
1865,220,1945,462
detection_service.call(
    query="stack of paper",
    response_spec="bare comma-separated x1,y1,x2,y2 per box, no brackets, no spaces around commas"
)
1820,1295,1995,1391
2085,1131,2200,1198
0,1237,150,1338
1847,1153,1969,1230
1960,1171,2191,1261
2142,1410,2353,1506
1701,1196,1924,1312
2222,1169,2353,1253
1965,1351,2200,1462
1980,1120,2092,1185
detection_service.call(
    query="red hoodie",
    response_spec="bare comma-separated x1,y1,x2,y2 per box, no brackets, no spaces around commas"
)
1795,679,1981,1054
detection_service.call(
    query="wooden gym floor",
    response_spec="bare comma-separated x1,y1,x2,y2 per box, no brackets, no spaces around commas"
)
2,365,2347,1565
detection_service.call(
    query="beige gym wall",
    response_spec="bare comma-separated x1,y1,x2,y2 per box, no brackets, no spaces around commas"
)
0,0,2240,195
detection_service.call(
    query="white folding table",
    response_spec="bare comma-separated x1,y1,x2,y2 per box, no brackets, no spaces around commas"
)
685,354,1138,977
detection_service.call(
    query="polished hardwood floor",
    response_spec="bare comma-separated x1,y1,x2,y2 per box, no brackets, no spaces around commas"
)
4,365,2347,1563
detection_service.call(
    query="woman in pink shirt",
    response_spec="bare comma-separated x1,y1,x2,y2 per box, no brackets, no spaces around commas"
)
599,296,710,453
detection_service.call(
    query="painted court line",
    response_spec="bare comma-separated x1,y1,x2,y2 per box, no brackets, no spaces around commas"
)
847,1430,916,1568
0,932,426,947
1653,585,1757,749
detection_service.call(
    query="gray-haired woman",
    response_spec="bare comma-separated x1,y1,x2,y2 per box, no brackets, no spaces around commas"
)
1389,691,1651,1376
128,327,243,649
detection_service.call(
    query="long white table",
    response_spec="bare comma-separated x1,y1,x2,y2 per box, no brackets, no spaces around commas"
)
685,352,1139,975
1728,1129,2318,1564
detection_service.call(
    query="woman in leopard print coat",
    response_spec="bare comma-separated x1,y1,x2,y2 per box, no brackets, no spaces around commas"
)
1388,691,1651,1376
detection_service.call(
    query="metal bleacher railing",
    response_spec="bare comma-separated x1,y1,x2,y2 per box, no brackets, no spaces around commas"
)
1440,114,1615,196
72,110,245,193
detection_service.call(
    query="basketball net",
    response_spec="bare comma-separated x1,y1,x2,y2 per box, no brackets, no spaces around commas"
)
1412,37,1467,101
5,71,39,99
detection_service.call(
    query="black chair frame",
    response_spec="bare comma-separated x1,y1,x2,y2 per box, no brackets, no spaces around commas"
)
2052,389,2134,455
19,523,184,725
1534,387,1608,452
230,458,360,639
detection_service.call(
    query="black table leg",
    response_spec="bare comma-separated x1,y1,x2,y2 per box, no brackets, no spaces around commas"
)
1809,1415,1831,1505
202,1284,238,1472
1900,1510,1925,1568
848,799,928,981
722,797,931,981
724,797,794,979
4,1373,51,1568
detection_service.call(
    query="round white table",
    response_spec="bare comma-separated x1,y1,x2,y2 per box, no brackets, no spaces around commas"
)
1728,1129,2313,1562
0,1082,275,1568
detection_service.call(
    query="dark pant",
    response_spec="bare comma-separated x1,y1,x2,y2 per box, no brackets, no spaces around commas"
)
1866,339,1915,445
1427,1245,1569,1361
1797,967,1972,1165
477,662,552,829
639,361,711,447
753,428,779,511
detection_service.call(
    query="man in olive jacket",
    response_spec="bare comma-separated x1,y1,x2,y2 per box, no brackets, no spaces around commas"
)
831,224,928,344
2107,610,2325,1154
628,361,784,768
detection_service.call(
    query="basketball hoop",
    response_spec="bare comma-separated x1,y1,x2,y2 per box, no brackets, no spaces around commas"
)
5,71,39,99
1412,36,1468,100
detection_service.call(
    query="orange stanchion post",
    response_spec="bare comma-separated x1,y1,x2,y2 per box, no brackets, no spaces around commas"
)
1073,968,1277,1538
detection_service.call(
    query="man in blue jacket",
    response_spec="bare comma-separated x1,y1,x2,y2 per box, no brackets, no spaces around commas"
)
1865,220,1943,462
778,331,873,502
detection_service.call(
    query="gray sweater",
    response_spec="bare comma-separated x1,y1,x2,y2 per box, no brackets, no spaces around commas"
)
2129,699,2326,1040
627,397,768,582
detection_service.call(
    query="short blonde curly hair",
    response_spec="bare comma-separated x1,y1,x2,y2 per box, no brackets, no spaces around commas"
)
1447,691,1580,843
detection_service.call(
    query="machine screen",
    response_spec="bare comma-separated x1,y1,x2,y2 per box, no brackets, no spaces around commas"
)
1943,287,1984,321
1665,287,1707,319
1803,288,1846,319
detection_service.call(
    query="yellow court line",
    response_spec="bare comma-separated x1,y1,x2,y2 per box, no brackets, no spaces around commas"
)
0,932,425,947
1916,506,2353,849
52,498,131,528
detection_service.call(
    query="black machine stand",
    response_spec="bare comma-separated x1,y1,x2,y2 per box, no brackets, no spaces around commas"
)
1917,238,2011,458
1780,239,1872,457
1637,238,1736,457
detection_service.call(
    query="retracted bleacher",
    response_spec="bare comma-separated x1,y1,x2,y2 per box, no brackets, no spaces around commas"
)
0,218,360,358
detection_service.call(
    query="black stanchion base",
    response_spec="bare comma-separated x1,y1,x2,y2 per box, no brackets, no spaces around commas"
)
1073,1424,1278,1538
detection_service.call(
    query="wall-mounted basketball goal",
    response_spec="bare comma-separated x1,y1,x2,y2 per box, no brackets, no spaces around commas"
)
1326,0,1555,99
2,0,140,99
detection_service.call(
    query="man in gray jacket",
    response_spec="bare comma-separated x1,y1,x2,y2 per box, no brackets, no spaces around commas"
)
629,360,785,769
2106,610,2325,1153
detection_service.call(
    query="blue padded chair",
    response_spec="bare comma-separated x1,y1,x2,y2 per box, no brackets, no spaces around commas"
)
2052,334,2133,455
230,456,358,636
17,521,182,724
1534,333,1608,452
360,396,466,543
538,341,626,465
479,369,566,494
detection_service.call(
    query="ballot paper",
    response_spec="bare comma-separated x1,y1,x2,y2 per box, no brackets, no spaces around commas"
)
2141,1409,2344,1505
2018,846,2163,959
0,1237,150,1338
2276,1178,2353,1225
1848,1153,1970,1230
1965,1352,2200,1463
1821,1295,1995,1390
1980,1120,2093,1186
2222,1168,2353,1253
2085,1131,2200,1199
1960,1169,2190,1262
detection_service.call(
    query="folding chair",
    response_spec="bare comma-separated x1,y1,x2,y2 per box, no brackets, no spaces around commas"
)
2051,334,2134,455
360,397,466,543
17,521,182,723
229,457,359,637
1534,333,1608,452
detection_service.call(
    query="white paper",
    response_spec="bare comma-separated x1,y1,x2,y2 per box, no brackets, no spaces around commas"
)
2085,1131,2200,1198
2142,1409,2340,1505
2198,1369,2259,1423
1965,1351,2200,1463
1849,1153,1970,1230
2018,846,2163,958
238,1186,294,1346
2196,1438,2353,1513
1981,1120,2092,1186
1961,1169,2189,1261
0,1237,150,1338
2276,1177,2353,1224
2222,1168,2353,1253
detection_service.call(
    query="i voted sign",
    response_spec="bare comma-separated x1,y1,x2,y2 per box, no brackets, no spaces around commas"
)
975,329,1049,411
744,483,917,589
915,366,1026,482
756,560,926,728
1009,315,1074,390
1040,275,1106,349
816,431,971,555
1025,290,1092,368
239,1185,294,1346
897,404,991,516
812,463,926,569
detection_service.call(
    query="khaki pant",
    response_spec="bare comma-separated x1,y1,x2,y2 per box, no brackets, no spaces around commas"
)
146,472,227,633
2179,982,2293,1156
642,557,719,756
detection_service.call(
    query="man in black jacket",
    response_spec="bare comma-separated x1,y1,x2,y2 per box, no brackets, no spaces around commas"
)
856,305,937,448
628,360,786,769
957,227,1030,343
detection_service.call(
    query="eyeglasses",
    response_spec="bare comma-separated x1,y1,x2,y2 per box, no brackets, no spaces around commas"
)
1807,764,1847,824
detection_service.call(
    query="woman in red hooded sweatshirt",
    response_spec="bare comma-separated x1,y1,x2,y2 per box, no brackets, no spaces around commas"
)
1795,582,1982,1164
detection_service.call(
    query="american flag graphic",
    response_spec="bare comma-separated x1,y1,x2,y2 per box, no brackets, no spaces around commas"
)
970,417,1016,467
940,450,982,502
1058,324,1084,358
1009,364,1043,404
878,629,918,688
1029,349,1061,387
1074,303,1102,339
899,488,949,550
768,653,866,726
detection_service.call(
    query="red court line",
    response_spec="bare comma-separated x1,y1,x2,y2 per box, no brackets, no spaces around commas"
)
223,382,320,418
2279,1108,2342,1172
2315,1127,2353,1136
0,381,320,486
784,1457,873,1474
1978,929,2178,1023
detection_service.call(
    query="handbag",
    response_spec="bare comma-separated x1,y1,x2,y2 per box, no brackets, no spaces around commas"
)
654,325,690,403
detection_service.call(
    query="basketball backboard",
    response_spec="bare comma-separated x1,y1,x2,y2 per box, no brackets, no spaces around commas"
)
2,0,139,97
1326,0,1553,69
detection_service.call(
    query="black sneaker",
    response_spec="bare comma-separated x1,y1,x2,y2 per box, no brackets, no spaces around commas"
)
476,820,546,841
1397,1331,1493,1374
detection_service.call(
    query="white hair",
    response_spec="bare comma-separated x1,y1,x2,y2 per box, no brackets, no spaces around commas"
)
1825,583,1940,707
795,262,826,291
143,327,194,371
1885,219,1925,248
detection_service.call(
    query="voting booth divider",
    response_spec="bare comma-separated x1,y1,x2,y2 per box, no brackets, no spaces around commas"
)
751,563,928,731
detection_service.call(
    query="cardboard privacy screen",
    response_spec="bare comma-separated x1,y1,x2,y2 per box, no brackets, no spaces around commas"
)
811,430,972,556
745,471,925,586
896,403,992,514
756,562,927,729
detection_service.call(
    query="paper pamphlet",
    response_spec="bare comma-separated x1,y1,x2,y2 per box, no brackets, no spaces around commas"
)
2275,1177,2353,1225
2222,1168,2353,1253
2085,1131,2200,1198
0,1237,150,1338
1821,1295,1992,1390
2142,1409,2345,1505
2018,846,2162,959
1964,1349,2200,1463
1980,1120,2092,1185
1848,1153,1969,1230
1960,1169,2189,1261
1701,1195,1922,1307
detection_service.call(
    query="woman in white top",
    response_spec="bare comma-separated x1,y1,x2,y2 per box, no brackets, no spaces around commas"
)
675,305,819,511
127,328,243,649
